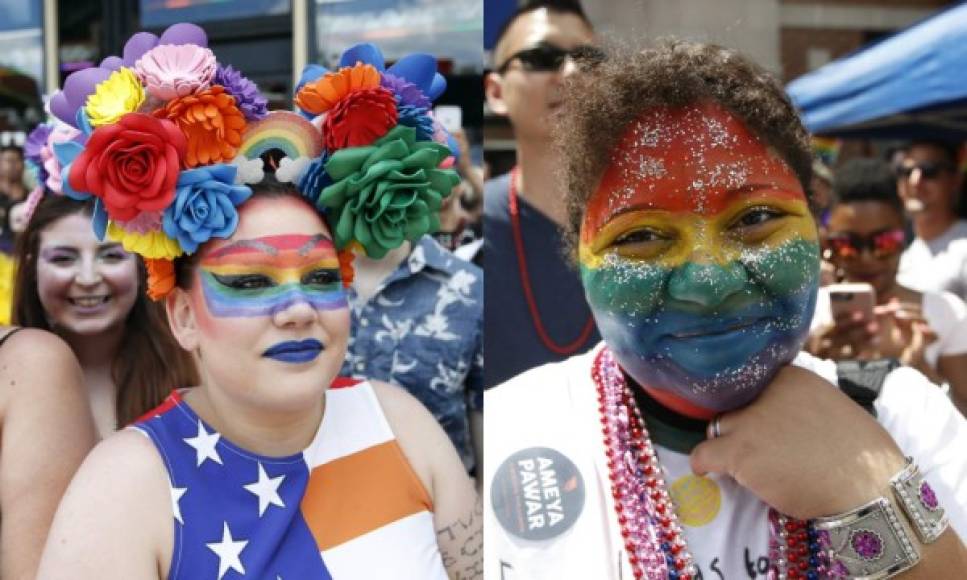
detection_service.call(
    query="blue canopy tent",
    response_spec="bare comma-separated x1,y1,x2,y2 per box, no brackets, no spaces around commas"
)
787,2,967,141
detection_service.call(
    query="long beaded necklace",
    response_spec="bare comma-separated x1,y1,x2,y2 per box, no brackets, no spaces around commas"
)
592,348,831,579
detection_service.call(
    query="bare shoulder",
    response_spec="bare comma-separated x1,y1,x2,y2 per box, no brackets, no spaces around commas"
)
38,428,171,579
368,380,468,499
369,380,438,432
0,328,83,392
62,428,169,515
88,427,164,469
0,328,78,368
0,328,86,418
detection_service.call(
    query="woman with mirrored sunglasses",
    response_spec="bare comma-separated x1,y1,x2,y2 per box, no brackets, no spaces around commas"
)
808,158,967,415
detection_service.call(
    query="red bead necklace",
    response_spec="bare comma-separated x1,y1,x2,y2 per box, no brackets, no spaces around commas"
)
591,347,829,579
508,166,596,355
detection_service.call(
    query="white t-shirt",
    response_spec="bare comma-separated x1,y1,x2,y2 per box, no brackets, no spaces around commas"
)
812,287,967,368
483,344,967,580
898,220,967,300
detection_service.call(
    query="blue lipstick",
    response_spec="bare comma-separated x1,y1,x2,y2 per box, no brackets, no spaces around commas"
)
263,339,324,364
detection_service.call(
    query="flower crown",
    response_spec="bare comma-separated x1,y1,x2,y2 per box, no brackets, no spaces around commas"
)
33,23,458,301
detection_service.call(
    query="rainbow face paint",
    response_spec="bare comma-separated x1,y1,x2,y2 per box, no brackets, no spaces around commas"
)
579,103,820,414
199,234,348,318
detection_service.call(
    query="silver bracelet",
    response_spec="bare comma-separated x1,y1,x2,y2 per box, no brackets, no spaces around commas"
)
890,457,948,544
814,497,920,579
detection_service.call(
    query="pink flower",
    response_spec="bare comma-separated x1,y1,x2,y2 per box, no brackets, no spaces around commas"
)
114,210,164,234
41,124,82,193
135,44,216,100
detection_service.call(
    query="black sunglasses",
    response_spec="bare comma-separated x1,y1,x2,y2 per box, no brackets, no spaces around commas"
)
895,161,954,180
496,42,605,74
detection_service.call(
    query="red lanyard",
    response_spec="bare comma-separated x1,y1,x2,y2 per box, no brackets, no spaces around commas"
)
508,166,596,355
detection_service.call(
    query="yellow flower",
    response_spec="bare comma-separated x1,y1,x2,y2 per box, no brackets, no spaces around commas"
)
107,222,183,260
85,68,146,127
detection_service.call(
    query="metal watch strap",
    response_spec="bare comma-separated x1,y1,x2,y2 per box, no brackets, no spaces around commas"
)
814,497,920,579
890,457,949,543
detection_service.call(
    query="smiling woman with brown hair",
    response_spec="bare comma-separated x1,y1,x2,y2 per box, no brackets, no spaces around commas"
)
13,194,198,435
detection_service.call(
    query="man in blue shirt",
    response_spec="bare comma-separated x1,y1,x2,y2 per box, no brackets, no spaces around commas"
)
341,235,484,474
483,0,600,386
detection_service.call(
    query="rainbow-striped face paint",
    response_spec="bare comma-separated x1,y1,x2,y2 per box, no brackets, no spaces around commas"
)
199,234,348,318
579,103,820,415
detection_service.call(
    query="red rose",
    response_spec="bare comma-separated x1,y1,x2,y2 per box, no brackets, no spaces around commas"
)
323,86,398,151
69,113,186,222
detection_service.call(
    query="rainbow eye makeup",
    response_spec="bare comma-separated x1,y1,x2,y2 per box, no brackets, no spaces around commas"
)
199,234,348,318
579,103,820,414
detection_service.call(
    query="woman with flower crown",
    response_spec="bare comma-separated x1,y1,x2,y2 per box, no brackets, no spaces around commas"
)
38,24,479,579
484,40,966,579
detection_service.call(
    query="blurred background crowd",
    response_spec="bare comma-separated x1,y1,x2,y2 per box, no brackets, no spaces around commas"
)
0,0,965,473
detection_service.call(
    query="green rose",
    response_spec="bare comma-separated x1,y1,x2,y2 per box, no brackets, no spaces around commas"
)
318,125,459,259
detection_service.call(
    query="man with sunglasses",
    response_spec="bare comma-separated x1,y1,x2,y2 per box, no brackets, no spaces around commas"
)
483,0,601,387
896,140,967,301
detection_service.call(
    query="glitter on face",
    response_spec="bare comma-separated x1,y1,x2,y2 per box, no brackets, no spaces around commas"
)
579,102,819,414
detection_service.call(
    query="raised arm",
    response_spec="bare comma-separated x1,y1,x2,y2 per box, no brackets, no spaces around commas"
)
37,429,172,580
374,381,482,580
0,329,96,580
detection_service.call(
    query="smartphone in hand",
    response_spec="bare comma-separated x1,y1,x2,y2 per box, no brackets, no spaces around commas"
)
827,283,876,323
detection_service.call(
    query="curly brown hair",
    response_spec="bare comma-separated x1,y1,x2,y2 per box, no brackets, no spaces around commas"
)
557,38,814,257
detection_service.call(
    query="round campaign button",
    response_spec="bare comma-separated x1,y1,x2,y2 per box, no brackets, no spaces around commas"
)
490,447,585,541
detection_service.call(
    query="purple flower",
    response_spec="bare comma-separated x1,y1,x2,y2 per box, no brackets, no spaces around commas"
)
381,73,431,109
214,65,268,121
396,101,434,141
24,124,52,183
24,124,52,163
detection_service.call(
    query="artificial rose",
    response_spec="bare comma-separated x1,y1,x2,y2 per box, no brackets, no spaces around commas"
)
162,164,252,253
317,125,459,259
68,113,186,221
323,86,397,151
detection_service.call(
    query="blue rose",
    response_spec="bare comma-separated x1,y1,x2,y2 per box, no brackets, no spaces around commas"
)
162,164,252,254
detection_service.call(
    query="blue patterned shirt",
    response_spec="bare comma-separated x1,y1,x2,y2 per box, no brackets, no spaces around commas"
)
341,236,484,470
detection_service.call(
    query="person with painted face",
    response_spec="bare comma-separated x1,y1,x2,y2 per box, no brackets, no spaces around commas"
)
895,140,967,301
484,40,967,579
13,194,198,437
808,158,967,416
38,25,479,579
